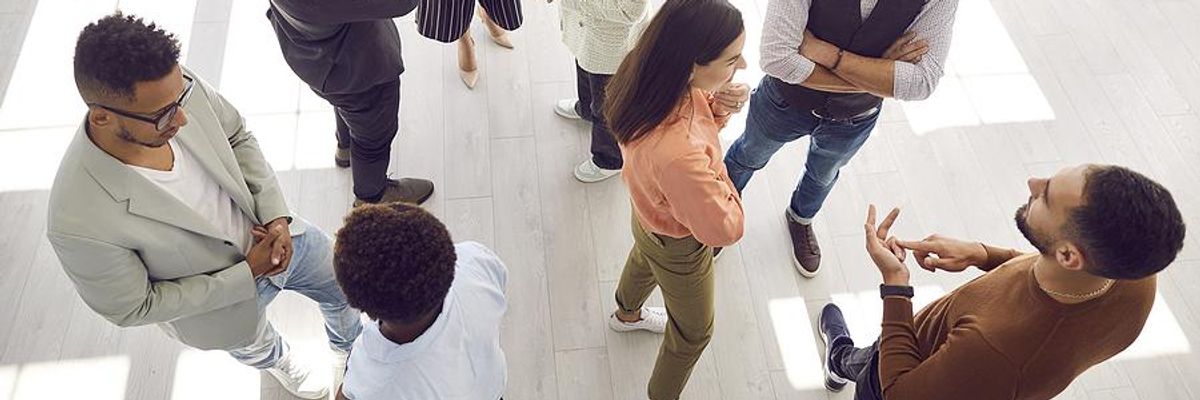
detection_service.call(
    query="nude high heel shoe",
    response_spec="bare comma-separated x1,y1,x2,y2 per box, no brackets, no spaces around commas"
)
478,6,514,49
457,34,479,89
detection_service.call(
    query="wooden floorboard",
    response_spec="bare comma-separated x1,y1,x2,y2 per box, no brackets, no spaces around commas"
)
0,0,1198,399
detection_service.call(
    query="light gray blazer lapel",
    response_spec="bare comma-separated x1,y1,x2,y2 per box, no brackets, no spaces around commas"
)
175,118,260,225
77,127,231,242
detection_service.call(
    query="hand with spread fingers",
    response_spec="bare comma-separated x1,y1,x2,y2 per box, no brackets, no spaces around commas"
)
864,205,910,286
897,234,987,273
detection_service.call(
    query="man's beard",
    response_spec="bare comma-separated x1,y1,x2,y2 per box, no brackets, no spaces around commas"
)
1015,203,1052,255
117,125,170,148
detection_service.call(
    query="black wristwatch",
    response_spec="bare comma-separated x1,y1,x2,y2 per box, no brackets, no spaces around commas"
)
880,284,914,299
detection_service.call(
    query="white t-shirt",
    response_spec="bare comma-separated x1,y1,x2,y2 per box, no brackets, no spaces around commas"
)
129,139,256,253
342,241,509,400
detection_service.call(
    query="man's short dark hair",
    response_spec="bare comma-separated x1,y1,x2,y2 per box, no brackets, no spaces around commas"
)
334,203,457,323
1069,166,1186,280
74,13,180,103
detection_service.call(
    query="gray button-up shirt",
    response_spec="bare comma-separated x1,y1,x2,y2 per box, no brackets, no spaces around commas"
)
761,0,959,100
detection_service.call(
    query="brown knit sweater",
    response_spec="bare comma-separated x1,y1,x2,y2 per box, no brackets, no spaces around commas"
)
879,247,1156,399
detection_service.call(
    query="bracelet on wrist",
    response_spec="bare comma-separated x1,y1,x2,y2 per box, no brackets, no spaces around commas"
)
830,49,846,71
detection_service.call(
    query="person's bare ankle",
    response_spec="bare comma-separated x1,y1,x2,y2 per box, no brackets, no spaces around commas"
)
615,309,642,323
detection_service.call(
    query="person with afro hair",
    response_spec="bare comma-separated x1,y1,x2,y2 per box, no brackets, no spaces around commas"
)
334,202,508,400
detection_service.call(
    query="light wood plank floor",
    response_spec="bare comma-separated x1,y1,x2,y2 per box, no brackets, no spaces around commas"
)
2,0,1199,399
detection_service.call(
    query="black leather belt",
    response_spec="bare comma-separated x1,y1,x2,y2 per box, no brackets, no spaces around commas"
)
811,106,880,123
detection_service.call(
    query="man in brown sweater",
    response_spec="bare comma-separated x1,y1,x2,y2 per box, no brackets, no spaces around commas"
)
817,164,1186,400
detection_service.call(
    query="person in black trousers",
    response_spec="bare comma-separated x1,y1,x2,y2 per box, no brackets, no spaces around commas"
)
551,0,650,183
267,0,434,207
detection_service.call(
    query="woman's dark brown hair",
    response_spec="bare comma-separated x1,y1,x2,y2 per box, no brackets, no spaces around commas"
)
604,0,743,144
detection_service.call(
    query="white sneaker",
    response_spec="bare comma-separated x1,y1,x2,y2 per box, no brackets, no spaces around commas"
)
332,348,349,394
265,352,329,400
554,98,583,120
608,307,668,334
574,159,620,183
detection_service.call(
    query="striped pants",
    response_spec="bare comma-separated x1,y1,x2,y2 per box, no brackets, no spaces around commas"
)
417,0,523,43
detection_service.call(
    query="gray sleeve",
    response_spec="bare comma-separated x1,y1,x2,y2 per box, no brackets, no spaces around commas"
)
48,231,258,327
761,0,818,84
892,0,959,100
581,0,649,25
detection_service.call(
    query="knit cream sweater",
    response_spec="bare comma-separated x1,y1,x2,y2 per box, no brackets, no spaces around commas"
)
559,0,650,75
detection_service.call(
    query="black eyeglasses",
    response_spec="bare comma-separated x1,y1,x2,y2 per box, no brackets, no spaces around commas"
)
89,75,195,132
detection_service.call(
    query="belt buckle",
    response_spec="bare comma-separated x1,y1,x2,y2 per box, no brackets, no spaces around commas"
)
812,107,878,123
811,109,850,123
810,109,836,121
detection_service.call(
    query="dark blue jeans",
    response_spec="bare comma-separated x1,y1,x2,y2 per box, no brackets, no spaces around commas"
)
723,76,879,219
832,339,884,400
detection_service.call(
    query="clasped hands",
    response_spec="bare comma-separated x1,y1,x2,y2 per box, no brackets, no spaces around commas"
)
864,205,990,287
248,217,293,277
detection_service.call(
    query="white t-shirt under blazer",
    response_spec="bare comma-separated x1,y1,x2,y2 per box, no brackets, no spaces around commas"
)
128,139,256,253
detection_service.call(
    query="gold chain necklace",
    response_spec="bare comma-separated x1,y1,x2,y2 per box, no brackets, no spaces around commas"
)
1039,278,1115,300
1034,258,1116,300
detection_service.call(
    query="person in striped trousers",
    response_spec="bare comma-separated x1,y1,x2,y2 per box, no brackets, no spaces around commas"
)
417,0,524,89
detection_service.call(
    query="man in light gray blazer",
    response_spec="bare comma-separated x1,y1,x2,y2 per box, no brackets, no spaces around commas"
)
47,14,360,399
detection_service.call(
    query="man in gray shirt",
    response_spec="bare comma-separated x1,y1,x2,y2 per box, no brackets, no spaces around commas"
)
267,0,434,207
723,0,959,278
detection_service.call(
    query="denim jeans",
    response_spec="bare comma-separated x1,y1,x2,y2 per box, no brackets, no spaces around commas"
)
228,222,363,369
831,339,884,400
723,76,879,219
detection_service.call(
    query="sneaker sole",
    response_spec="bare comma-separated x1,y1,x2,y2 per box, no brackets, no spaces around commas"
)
554,107,583,120
817,307,850,392
786,214,821,278
265,371,329,400
574,169,620,183
607,311,666,334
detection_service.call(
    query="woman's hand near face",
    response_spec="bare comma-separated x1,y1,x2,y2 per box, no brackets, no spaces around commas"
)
712,82,750,116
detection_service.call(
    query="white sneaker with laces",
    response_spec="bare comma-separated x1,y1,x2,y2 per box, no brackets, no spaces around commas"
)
265,352,329,400
574,159,620,183
608,307,668,334
554,99,583,120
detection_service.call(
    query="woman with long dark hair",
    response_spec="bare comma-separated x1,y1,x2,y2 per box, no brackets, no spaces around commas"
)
602,1,749,398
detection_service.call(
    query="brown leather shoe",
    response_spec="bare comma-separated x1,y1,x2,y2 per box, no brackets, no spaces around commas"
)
335,146,350,168
785,212,821,278
353,178,435,207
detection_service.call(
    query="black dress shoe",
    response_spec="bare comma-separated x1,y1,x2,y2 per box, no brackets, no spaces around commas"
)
353,178,435,207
